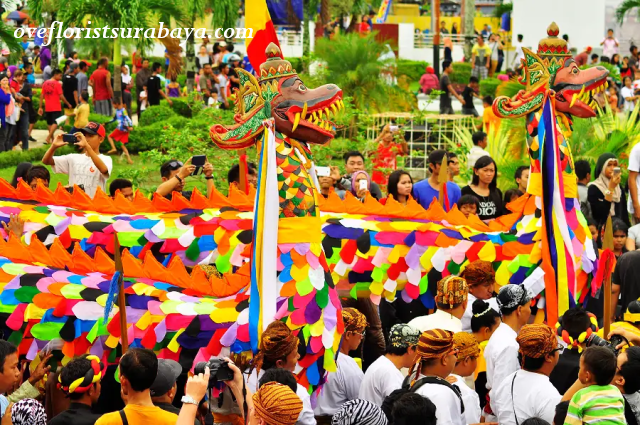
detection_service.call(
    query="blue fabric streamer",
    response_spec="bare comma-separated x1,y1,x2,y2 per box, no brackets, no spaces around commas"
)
103,271,121,324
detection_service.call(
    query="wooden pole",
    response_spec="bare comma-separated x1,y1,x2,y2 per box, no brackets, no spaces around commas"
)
432,0,441,76
602,215,614,338
114,236,128,352
238,149,249,194
438,154,448,208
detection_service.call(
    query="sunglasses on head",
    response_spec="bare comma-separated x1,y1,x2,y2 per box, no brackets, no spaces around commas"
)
167,161,183,170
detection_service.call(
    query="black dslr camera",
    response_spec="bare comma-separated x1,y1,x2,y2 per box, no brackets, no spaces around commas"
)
585,333,627,355
194,358,234,387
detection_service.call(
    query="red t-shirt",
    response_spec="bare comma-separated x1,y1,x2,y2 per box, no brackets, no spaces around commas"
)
359,22,370,33
10,80,20,92
90,68,111,101
42,79,63,112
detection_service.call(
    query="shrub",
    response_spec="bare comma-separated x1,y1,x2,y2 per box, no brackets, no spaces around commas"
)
397,59,429,82
479,78,501,98
127,122,166,153
0,145,74,168
138,105,177,127
177,74,186,87
450,62,472,85
167,98,194,118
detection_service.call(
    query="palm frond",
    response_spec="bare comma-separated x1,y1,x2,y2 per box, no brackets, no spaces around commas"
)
496,79,525,98
0,20,22,52
210,0,239,31
615,0,640,24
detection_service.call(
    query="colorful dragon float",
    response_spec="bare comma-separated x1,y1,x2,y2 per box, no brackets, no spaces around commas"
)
0,23,609,399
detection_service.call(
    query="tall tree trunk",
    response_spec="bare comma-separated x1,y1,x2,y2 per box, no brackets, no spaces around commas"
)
113,37,122,103
347,13,358,33
463,0,475,61
321,0,330,26
302,15,310,57
186,13,197,93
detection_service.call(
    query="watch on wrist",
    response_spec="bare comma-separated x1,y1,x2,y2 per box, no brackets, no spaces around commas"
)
205,176,213,180
175,175,183,184
181,395,199,405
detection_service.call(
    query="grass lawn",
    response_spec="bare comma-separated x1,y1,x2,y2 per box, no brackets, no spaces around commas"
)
0,154,215,196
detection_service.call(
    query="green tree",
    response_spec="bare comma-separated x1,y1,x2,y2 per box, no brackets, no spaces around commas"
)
0,0,22,53
29,0,187,103
615,0,640,24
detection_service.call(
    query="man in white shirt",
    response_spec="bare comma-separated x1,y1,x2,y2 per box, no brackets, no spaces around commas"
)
467,131,490,168
42,122,113,198
451,332,482,424
410,329,473,425
600,29,619,59
485,285,532,419
359,323,420,406
315,308,365,418
492,324,562,425
409,276,468,333
512,34,525,69
628,135,640,225
460,260,499,333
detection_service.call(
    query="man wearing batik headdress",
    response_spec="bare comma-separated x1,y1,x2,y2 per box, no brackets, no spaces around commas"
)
315,308,367,422
450,333,482,424
253,382,304,425
460,261,500,333
492,324,562,425
410,329,467,425
484,285,532,420
359,324,420,406
409,276,469,333
246,321,315,425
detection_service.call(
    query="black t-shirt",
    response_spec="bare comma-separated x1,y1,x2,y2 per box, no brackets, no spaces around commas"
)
48,403,102,425
549,349,581,395
462,86,475,108
62,74,78,108
147,75,162,106
613,251,640,315
229,67,240,91
460,185,504,220
440,74,451,107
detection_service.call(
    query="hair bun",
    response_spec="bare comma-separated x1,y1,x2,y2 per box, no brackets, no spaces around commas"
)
472,299,490,315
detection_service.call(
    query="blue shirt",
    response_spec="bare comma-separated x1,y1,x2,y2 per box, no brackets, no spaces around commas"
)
413,180,461,211
0,395,8,417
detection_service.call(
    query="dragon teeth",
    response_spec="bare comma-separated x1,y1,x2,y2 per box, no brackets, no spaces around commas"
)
331,104,338,115
292,113,301,132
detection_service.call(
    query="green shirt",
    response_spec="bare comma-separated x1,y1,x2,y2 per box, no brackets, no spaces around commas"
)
565,384,626,425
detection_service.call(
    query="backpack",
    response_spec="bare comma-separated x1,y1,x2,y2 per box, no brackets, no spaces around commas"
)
381,374,465,422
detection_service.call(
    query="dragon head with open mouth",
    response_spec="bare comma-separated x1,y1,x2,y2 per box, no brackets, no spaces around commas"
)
494,22,609,120
210,43,344,150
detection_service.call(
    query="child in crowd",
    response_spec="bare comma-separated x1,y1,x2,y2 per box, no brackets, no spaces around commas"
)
106,100,133,164
564,346,626,425
166,75,181,98
462,76,481,117
503,189,523,205
457,194,480,219
70,91,90,133
587,216,598,242
609,85,619,113
139,85,148,112
450,332,482,424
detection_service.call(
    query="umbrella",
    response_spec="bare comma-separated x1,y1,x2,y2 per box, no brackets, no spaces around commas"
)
7,11,28,21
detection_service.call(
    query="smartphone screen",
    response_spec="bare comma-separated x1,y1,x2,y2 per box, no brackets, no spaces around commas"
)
192,155,206,176
359,179,368,190
613,167,621,176
316,166,330,177
62,134,77,143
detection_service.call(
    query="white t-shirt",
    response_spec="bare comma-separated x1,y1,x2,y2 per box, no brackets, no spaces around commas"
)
468,146,491,168
492,370,561,425
461,294,499,333
622,86,636,112
602,37,619,58
358,355,404,406
408,309,462,333
246,369,316,425
139,90,148,111
413,377,465,425
628,142,640,214
314,353,363,416
629,224,640,249
489,42,500,61
514,41,525,66
52,153,113,198
450,374,482,424
485,322,520,407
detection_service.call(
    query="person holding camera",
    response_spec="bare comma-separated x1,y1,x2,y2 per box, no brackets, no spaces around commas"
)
155,157,215,201
330,152,383,200
42,122,112,198
150,359,201,425
588,153,630,229
95,348,179,425
371,124,408,188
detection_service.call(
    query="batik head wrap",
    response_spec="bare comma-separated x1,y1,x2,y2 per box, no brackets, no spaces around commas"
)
409,329,455,380
252,321,299,375
496,284,532,312
342,308,367,334
332,399,388,425
453,332,480,361
388,324,420,349
11,399,46,425
556,311,598,352
57,354,106,395
460,261,495,288
252,382,303,425
436,276,468,308
516,324,558,361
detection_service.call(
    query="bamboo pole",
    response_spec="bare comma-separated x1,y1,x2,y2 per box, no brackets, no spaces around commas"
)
602,215,614,338
114,236,128,352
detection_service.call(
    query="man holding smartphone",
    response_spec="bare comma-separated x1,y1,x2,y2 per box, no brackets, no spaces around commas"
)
155,156,215,200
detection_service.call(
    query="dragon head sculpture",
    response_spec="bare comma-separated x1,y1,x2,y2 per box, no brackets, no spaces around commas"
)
494,22,609,120
210,43,344,150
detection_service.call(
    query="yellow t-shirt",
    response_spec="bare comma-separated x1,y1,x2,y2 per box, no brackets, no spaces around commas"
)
74,103,90,129
595,321,640,348
482,107,499,135
95,404,178,425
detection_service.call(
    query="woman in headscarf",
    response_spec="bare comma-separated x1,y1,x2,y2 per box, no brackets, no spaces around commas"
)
419,66,439,94
588,153,630,229
121,64,133,117
11,399,47,425
443,37,453,62
7,65,18,93
351,170,372,202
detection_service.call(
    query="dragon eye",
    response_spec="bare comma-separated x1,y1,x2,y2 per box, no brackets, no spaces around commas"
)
299,84,307,91
572,67,578,74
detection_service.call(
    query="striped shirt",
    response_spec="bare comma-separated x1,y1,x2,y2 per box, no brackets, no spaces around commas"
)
565,385,626,425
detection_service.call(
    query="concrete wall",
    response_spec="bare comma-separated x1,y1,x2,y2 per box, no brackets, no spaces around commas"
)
397,23,466,62
512,0,606,54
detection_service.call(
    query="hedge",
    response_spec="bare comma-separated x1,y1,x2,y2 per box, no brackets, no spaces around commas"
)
138,105,177,127
397,59,430,82
0,145,74,168
450,62,472,85
479,78,501,98
127,122,166,153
